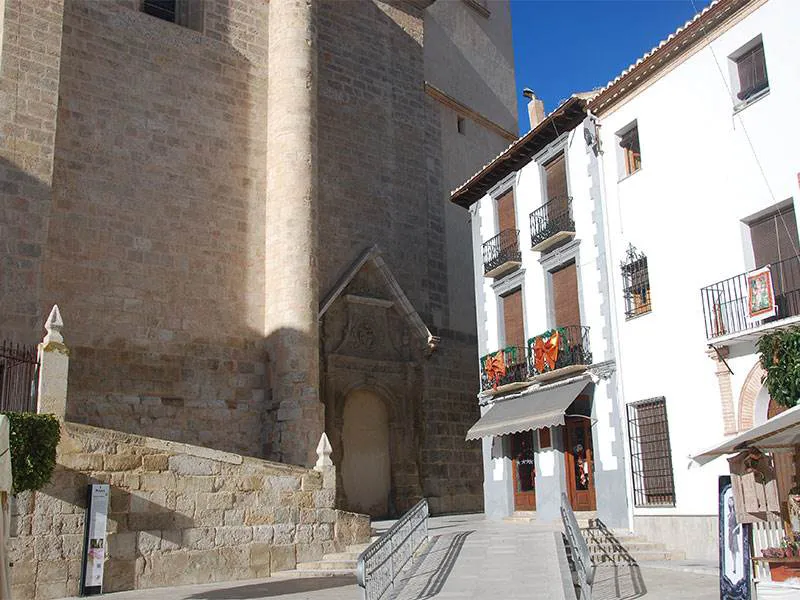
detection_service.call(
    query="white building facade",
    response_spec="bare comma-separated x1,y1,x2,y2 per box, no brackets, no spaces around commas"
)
453,95,630,529
453,0,800,562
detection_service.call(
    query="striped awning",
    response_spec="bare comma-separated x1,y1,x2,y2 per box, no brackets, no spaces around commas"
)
466,378,590,440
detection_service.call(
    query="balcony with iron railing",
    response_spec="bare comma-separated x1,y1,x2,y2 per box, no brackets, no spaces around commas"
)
527,325,592,382
700,255,800,341
482,229,522,278
529,196,575,252
479,345,529,394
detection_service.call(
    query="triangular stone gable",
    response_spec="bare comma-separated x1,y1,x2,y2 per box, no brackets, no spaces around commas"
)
319,245,438,353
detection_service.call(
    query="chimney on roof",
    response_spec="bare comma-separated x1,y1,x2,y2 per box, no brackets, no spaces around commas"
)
523,88,545,130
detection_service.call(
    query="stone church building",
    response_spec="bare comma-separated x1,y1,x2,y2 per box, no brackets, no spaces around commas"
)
1,0,517,517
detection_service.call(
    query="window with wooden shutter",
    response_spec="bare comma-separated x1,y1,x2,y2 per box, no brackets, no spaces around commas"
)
735,42,768,102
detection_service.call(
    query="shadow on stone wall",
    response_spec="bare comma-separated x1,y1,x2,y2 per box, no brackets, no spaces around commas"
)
40,0,272,458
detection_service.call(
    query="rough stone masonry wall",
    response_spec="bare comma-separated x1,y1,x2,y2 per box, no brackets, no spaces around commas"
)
42,0,270,456
10,422,370,600
315,1,488,515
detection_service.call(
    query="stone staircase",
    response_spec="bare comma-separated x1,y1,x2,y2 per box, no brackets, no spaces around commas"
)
582,526,685,563
293,535,380,576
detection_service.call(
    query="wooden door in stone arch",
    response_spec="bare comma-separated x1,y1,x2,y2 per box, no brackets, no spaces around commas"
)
342,389,391,517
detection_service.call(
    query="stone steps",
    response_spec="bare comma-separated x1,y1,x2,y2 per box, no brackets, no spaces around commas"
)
294,534,382,575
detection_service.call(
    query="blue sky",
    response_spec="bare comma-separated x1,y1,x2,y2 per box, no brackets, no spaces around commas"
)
511,0,713,132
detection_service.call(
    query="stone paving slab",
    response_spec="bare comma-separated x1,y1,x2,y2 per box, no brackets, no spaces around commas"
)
61,513,721,600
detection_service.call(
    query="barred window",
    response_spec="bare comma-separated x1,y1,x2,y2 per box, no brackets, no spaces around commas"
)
621,244,651,319
627,397,675,507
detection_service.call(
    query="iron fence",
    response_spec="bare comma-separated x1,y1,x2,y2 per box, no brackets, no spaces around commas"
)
479,345,528,392
529,196,574,248
700,255,800,339
356,498,429,600
527,325,592,378
0,341,39,412
481,229,521,275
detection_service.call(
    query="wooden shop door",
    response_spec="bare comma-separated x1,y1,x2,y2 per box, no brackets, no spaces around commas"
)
564,416,596,511
510,431,536,511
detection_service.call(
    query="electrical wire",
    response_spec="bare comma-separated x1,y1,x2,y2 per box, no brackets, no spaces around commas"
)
688,0,800,261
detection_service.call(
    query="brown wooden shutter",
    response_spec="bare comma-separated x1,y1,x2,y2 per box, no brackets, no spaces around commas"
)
544,154,567,202
497,189,516,232
502,289,525,350
749,206,798,267
551,261,581,327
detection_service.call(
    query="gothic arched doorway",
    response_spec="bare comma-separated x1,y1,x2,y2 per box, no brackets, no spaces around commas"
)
341,389,391,517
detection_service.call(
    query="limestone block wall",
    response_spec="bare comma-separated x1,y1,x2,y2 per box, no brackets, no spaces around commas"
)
9,423,370,600
0,0,66,343
42,0,270,456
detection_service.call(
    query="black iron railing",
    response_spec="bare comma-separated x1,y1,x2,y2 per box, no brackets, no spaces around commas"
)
479,346,528,392
0,341,39,412
482,229,521,275
527,326,591,378
529,196,574,248
700,255,800,339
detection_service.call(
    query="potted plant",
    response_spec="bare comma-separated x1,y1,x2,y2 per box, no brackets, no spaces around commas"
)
762,537,800,582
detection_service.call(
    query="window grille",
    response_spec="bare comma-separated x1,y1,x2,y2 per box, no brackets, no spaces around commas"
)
621,244,651,318
627,397,675,507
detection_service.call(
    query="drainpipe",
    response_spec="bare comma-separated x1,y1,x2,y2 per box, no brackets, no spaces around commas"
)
588,108,636,533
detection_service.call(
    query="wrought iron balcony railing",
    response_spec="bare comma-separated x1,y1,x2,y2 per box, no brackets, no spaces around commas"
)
480,345,528,392
529,196,575,251
482,229,521,277
527,325,592,378
700,255,800,340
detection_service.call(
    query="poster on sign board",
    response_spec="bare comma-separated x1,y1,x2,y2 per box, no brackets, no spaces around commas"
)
81,484,109,596
719,476,751,600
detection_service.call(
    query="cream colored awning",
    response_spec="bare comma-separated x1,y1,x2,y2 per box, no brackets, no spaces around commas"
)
692,403,800,466
466,378,590,440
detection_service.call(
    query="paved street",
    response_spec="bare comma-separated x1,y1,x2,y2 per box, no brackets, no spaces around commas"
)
71,514,719,600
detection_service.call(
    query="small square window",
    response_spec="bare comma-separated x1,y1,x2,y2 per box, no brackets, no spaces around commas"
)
457,115,466,135
617,123,641,178
141,0,203,31
730,37,769,107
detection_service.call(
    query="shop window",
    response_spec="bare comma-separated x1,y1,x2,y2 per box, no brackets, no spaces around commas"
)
621,244,651,319
627,397,676,507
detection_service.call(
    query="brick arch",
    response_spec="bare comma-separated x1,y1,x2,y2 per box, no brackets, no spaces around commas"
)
738,361,766,431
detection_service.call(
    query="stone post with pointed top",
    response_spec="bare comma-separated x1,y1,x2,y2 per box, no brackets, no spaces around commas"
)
314,432,336,491
37,305,70,419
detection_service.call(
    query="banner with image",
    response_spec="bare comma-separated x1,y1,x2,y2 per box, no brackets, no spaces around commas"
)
746,266,777,324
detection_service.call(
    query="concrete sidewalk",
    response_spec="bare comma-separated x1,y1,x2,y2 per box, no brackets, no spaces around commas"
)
64,514,720,600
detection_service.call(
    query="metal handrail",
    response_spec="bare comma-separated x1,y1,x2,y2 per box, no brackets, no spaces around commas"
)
482,228,521,274
530,196,574,248
700,254,800,339
560,493,594,600
356,498,430,600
